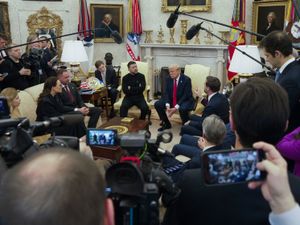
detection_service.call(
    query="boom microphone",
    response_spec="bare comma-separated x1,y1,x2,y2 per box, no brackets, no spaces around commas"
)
31,114,84,136
166,4,181,28
186,22,204,40
103,22,123,44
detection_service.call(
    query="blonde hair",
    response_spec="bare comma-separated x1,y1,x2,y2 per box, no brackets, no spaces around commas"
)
25,34,39,54
0,88,21,118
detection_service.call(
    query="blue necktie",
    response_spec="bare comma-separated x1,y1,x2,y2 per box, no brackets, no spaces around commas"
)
275,70,281,82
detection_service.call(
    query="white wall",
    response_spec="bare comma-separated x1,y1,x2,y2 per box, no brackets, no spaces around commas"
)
2,0,255,66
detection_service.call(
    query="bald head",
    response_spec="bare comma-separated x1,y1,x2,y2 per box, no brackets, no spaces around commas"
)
0,149,106,225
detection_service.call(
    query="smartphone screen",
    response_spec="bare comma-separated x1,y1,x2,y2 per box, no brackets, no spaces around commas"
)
202,149,266,185
86,129,117,146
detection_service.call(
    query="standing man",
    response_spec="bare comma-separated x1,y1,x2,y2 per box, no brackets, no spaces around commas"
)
155,64,194,131
259,31,300,132
57,69,101,128
120,61,149,120
95,60,118,118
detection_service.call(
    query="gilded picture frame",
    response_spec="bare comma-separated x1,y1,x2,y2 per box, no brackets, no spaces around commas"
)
161,0,211,13
252,0,289,44
91,4,123,43
0,2,11,41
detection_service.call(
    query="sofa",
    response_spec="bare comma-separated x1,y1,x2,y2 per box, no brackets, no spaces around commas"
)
18,83,101,127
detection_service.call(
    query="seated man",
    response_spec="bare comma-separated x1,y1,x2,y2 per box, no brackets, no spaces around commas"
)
180,76,229,136
0,149,115,225
163,78,300,225
95,60,118,118
162,114,227,182
155,64,194,131
120,61,149,120
57,69,101,128
172,122,235,159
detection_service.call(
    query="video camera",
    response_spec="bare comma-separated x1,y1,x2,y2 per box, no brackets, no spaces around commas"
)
21,48,43,70
0,113,83,167
105,131,180,225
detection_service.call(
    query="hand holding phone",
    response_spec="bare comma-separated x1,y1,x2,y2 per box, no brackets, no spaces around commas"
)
202,148,266,185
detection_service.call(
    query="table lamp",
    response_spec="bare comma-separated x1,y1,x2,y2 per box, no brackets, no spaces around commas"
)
228,45,263,84
61,40,88,86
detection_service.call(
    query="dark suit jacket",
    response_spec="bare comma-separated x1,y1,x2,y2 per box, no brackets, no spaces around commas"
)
163,168,300,225
277,60,300,131
58,82,85,108
95,67,118,89
164,74,194,110
36,94,74,121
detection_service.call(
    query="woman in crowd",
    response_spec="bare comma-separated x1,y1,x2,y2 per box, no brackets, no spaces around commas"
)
276,127,300,177
0,87,21,118
36,76,86,138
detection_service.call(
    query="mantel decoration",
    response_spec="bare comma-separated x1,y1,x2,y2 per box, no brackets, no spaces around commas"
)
27,7,63,56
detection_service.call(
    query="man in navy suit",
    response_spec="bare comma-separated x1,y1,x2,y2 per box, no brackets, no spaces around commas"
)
155,64,194,131
180,76,229,136
95,60,118,118
259,31,300,132
57,69,101,128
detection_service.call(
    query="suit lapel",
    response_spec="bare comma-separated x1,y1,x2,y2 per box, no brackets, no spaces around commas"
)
176,74,184,97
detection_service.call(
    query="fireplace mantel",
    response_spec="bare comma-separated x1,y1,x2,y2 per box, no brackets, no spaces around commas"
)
140,43,228,96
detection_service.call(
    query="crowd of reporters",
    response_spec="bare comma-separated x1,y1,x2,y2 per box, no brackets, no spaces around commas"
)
0,30,300,225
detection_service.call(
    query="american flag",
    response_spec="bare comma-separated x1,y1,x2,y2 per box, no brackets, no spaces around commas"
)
78,0,93,73
227,0,246,81
126,0,143,61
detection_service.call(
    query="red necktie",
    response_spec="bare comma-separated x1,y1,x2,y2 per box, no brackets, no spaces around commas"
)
65,85,74,103
173,79,177,107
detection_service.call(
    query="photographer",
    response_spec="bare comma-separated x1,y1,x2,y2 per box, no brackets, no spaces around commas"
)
0,149,115,225
21,34,46,86
0,44,32,90
39,35,57,77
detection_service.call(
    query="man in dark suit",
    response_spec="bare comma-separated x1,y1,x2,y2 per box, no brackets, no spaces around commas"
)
163,78,300,225
180,76,229,136
95,60,118,118
57,69,101,128
155,64,194,131
259,31,300,132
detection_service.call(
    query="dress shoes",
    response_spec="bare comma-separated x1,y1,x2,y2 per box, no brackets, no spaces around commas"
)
158,123,171,132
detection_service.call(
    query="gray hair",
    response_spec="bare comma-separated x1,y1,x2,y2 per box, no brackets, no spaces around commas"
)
202,114,226,145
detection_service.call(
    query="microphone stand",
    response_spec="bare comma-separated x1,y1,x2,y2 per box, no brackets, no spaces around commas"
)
0,27,121,52
198,25,273,72
179,11,265,39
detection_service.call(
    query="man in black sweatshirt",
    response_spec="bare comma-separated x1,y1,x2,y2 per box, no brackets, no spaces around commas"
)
120,61,149,119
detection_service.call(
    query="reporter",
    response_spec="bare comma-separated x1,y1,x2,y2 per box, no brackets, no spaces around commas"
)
249,142,300,225
0,87,21,118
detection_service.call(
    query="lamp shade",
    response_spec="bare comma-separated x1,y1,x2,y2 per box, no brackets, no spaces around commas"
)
228,45,263,74
61,40,88,63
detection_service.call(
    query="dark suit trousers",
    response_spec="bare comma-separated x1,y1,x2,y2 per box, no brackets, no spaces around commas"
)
108,88,118,107
155,99,190,125
120,95,149,119
87,107,101,128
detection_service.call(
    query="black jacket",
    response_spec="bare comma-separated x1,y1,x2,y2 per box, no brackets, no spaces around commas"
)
122,72,146,97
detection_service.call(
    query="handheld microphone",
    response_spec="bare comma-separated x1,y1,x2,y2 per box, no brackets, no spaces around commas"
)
166,4,181,28
102,22,123,44
186,22,204,40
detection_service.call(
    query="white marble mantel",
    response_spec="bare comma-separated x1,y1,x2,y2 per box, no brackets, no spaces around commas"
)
140,43,228,95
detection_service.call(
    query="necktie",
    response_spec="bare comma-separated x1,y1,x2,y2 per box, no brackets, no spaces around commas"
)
101,72,106,85
65,85,74,103
275,70,281,83
172,79,177,107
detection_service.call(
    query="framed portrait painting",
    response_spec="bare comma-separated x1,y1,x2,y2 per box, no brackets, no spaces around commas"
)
91,4,123,43
161,0,211,12
0,2,11,41
252,0,289,44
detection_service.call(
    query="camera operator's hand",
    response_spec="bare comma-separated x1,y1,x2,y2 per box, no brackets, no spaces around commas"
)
248,142,297,214
19,67,31,76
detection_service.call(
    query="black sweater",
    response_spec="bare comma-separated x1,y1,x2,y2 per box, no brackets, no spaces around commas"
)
121,72,146,97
